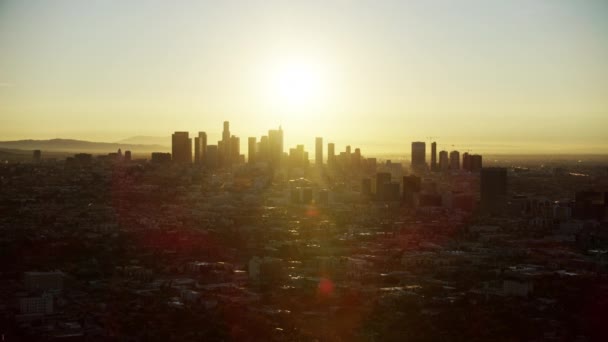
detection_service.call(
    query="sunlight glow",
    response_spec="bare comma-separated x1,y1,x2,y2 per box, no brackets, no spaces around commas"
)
267,60,328,109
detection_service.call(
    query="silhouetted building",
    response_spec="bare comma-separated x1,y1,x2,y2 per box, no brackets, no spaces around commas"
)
353,148,361,169
288,144,308,169
172,131,192,164
430,141,437,171
375,172,391,201
450,150,460,170
470,154,482,172
480,167,508,215
462,152,471,171
439,150,449,171
382,182,401,201
258,136,269,162
327,143,335,168
268,127,283,166
124,150,131,161
411,142,426,170
151,152,171,164
403,175,421,205
33,150,41,162
194,132,207,164
315,137,323,166
231,135,240,161
206,145,219,169
222,121,231,163
248,137,257,164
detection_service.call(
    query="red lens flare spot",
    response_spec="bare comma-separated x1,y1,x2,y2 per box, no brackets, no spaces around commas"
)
306,206,319,217
318,278,334,295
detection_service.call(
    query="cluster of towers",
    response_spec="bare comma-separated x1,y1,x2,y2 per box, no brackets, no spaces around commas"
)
165,121,283,168
411,141,483,172
247,126,283,167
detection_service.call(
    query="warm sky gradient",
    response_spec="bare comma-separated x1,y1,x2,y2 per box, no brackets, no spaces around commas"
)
1,0,607,154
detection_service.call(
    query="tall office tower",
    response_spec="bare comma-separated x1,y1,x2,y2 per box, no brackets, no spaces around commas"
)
327,143,336,168
403,175,422,205
375,172,391,201
222,121,231,163
194,136,201,164
470,154,482,172
345,145,352,165
171,131,192,164
430,142,437,171
206,145,219,169
439,150,449,170
248,137,257,164
480,167,507,215
353,148,361,168
315,137,323,166
194,132,207,164
124,150,132,161
231,135,240,161
259,135,269,162
268,126,283,166
462,152,471,171
411,142,426,169
33,150,41,162
449,150,460,170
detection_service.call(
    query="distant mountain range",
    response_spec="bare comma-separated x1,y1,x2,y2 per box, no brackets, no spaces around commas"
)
115,135,170,146
0,138,170,153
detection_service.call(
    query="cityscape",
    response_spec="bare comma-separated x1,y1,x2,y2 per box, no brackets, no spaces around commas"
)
1,0,608,341
1,120,607,340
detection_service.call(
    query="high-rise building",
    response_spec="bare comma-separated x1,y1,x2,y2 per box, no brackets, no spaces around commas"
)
268,127,283,166
315,137,323,166
171,131,192,164
222,121,231,164
194,137,201,164
327,143,335,168
480,167,507,215
248,137,257,164
353,148,361,168
194,132,207,164
403,175,421,193
231,135,240,161
430,142,437,171
206,145,219,169
449,150,460,170
462,152,471,171
124,150,132,161
403,175,421,205
411,142,426,169
439,150,449,171
259,135,269,162
470,154,482,172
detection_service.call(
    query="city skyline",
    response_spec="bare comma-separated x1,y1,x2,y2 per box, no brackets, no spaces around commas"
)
1,0,607,154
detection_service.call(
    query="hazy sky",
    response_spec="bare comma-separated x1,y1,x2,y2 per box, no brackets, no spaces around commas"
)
1,0,607,154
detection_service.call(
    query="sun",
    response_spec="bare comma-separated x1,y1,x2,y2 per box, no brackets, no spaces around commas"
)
267,60,328,109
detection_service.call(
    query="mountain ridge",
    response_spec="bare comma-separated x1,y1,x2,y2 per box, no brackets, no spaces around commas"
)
0,138,169,153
